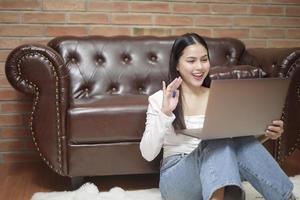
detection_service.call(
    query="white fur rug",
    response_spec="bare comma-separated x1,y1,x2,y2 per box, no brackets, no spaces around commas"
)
31,175,300,200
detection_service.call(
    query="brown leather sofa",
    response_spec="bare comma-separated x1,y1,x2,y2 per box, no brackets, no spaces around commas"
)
5,36,300,187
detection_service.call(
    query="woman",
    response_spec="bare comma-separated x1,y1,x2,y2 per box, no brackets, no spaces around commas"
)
140,33,295,200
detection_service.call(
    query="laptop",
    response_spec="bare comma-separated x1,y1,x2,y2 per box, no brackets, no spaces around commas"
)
177,78,291,140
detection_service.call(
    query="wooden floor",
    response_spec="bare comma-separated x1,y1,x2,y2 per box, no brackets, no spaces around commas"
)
0,162,159,200
0,149,299,200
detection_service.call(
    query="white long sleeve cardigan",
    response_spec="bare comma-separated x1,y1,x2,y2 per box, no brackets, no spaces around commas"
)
139,90,205,162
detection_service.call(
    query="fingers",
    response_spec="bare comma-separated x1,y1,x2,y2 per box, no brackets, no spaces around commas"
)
167,77,182,92
162,77,182,96
267,125,282,133
173,77,182,89
265,120,284,140
265,129,281,139
272,120,283,127
161,78,181,116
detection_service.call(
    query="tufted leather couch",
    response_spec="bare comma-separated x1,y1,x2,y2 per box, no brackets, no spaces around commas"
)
5,36,300,186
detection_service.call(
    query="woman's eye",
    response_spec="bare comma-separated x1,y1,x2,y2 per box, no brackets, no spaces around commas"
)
201,59,208,62
187,60,194,63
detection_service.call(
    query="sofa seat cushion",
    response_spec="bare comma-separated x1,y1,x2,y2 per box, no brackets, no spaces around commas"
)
67,95,148,144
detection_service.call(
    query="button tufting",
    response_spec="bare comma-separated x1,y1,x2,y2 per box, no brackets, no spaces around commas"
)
124,57,129,62
122,54,131,64
151,56,157,61
138,87,145,94
107,84,119,93
96,55,105,65
148,52,158,62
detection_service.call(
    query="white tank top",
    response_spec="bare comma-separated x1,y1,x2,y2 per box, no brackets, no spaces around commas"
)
163,115,205,158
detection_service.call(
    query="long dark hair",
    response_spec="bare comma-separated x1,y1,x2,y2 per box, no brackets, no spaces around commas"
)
169,33,211,130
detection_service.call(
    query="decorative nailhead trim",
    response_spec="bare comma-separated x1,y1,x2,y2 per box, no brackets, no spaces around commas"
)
277,81,300,164
17,52,63,175
297,85,300,102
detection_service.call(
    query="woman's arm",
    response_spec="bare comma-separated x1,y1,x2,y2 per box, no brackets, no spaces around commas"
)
140,78,182,161
140,91,175,161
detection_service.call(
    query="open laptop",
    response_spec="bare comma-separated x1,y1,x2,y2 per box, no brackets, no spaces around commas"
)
177,78,291,140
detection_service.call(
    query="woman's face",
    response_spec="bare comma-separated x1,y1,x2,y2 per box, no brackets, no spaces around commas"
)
177,44,210,89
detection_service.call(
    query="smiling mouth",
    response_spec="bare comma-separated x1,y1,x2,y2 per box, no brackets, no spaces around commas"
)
192,73,204,80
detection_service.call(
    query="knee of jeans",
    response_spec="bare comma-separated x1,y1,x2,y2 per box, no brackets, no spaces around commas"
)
198,138,235,157
207,138,234,148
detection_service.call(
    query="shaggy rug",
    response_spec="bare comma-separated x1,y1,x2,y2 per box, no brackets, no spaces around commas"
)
31,175,300,200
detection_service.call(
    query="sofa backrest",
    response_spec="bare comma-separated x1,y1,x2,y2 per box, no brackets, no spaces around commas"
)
48,36,248,100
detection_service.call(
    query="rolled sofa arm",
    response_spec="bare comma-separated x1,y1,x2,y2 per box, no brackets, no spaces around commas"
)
5,44,69,175
241,48,299,77
274,50,300,164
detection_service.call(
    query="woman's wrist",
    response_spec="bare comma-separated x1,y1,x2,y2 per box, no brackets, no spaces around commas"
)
258,135,270,143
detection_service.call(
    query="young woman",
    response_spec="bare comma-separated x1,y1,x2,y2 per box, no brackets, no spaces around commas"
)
140,33,295,200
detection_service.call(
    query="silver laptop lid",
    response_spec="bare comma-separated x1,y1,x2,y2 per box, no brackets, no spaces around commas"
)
178,78,290,140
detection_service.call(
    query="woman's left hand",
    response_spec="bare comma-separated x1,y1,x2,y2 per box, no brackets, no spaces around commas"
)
265,120,284,140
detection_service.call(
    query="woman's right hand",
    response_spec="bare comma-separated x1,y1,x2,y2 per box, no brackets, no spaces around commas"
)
161,77,182,116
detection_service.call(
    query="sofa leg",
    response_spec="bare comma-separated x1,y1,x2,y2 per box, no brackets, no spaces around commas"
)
70,176,85,190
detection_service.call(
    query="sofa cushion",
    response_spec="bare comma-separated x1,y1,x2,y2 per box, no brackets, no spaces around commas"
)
67,95,148,144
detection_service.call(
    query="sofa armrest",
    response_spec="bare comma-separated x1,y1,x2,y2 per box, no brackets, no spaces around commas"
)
273,50,300,78
240,48,299,77
275,50,300,164
5,44,69,175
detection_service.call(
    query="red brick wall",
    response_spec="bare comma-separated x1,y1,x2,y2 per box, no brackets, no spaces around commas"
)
0,0,299,163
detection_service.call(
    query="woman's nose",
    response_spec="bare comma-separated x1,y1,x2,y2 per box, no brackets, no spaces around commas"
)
195,61,203,69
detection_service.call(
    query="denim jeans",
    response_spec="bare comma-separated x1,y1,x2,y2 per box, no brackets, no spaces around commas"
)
159,136,294,200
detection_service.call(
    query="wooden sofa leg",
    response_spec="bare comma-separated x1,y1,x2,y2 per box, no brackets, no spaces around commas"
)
70,176,85,190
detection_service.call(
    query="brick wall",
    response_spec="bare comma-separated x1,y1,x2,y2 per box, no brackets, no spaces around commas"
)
0,0,299,163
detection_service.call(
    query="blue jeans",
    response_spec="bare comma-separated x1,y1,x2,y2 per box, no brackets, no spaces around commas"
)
159,136,294,200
